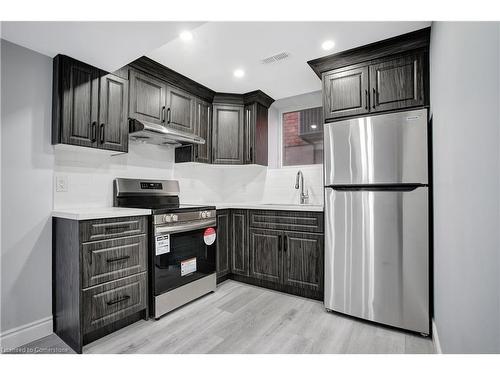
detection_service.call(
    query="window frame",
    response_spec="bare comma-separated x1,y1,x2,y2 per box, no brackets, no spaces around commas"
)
278,106,324,169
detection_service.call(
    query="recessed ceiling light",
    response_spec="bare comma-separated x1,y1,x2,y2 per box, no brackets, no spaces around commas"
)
233,69,245,78
179,31,193,42
310,124,318,129
321,40,335,51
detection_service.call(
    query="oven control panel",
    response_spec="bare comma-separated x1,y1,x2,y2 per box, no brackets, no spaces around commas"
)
154,210,216,225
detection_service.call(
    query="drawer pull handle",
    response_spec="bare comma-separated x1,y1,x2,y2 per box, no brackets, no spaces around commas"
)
106,255,130,263
106,295,130,306
105,225,131,233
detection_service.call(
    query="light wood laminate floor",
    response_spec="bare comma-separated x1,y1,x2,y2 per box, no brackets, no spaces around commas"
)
15,280,434,354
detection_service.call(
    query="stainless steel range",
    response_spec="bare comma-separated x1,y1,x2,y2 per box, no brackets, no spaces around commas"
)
114,178,217,319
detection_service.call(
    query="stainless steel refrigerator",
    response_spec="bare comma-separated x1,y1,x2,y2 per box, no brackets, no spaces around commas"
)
324,108,429,335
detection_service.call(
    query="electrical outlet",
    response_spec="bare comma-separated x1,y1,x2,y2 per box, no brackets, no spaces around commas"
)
56,175,68,192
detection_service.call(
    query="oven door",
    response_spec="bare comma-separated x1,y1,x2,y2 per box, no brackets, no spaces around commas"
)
153,219,216,296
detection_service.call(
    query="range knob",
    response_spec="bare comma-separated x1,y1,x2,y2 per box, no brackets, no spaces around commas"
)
201,211,207,219
172,214,178,222
164,214,172,223
206,211,211,218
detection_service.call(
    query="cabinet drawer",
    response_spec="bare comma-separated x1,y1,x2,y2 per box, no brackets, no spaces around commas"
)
80,216,147,242
82,273,147,334
249,210,324,233
82,235,147,288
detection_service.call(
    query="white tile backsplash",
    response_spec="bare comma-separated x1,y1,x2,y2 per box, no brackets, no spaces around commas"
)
54,142,175,208
54,142,324,209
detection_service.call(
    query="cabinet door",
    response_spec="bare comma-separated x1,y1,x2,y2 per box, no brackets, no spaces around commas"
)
212,104,244,164
216,210,231,279
243,104,256,164
194,100,212,163
231,210,249,276
249,228,282,283
98,74,129,152
369,53,425,113
166,86,195,133
323,66,369,120
61,58,100,147
282,232,324,293
129,70,166,125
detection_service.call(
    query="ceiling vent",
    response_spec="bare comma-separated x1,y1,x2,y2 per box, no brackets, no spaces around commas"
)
261,52,290,64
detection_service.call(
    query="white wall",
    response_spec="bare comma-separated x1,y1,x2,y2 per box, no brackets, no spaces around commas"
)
0,40,55,348
430,22,500,353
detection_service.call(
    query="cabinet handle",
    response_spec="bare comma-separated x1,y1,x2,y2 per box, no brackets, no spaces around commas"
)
161,106,166,123
283,235,287,252
365,90,369,110
106,295,130,306
99,123,105,144
195,145,199,159
279,235,283,251
106,255,131,263
105,225,130,233
167,108,171,124
372,88,377,109
249,147,253,162
90,121,97,142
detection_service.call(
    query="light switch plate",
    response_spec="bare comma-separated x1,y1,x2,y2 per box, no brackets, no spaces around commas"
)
55,175,68,192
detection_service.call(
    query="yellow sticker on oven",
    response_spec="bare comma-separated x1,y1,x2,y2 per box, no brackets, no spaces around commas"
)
181,257,197,276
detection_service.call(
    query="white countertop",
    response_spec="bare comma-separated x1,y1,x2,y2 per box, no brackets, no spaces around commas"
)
194,202,324,212
52,207,152,221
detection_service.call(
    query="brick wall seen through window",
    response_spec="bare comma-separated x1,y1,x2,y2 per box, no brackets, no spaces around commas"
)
282,107,323,166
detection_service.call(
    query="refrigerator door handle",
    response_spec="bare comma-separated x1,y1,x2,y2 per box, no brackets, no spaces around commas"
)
326,184,425,192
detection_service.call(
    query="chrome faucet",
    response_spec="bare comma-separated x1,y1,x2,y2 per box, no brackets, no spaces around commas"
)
295,170,309,205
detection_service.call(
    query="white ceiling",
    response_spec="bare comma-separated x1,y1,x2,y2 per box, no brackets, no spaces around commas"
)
147,22,431,99
0,21,204,72
1,21,430,99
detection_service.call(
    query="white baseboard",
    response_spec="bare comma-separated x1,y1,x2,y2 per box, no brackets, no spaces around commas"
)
432,319,443,354
0,316,53,351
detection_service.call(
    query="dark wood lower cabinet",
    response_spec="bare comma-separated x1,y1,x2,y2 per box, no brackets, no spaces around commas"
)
220,209,324,300
231,210,249,276
282,231,324,293
249,228,281,283
53,216,149,353
216,210,231,282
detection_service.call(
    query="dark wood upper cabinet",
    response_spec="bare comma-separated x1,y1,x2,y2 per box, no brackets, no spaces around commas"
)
212,104,244,164
194,99,212,163
244,102,269,166
231,210,249,276
128,69,166,125
369,53,425,113
165,86,195,133
249,228,282,283
243,104,255,164
98,74,129,152
53,55,128,152
323,66,369,120
282,231,323,293
309,27,430,122
53,56,100,148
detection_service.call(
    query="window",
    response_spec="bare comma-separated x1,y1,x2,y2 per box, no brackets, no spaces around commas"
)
282,107,323,166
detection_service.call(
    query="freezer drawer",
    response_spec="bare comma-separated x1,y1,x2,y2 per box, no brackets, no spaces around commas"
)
324,187,429,334
324,109,428,185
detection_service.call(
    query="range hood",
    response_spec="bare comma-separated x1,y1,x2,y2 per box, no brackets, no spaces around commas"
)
128,118,205,147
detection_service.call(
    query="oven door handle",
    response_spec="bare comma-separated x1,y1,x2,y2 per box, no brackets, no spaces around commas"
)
155,219,216,235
